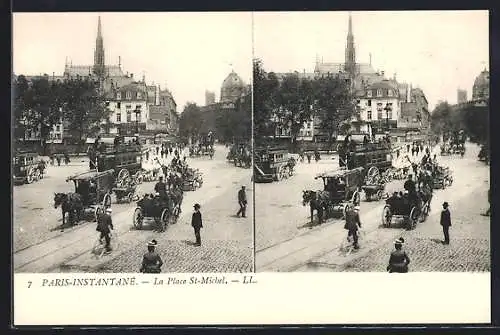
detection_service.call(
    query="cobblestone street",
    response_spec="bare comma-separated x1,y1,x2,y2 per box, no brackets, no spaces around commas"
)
256,142,490,272
14,145,253,273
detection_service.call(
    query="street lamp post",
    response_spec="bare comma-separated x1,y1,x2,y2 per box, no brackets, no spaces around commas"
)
134,107,141,139
384,103,392,132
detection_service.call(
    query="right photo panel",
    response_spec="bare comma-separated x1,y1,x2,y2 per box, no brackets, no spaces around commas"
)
253,11,490,272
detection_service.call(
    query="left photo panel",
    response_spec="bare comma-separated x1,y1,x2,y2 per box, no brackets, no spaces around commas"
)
12,12,254,273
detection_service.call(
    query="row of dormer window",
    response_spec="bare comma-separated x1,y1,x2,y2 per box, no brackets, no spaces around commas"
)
116,91,143,100
366,89,395,98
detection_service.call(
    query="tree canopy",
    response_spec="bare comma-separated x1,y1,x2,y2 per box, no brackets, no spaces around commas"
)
253,59,354,148
13,76,110,150
430,100,489,145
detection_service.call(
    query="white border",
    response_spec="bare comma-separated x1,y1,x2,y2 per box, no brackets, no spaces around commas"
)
14,272,490,325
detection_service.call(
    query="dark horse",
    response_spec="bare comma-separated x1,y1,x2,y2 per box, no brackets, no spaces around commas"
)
302,190,329,225
168,184,184,216
53,192,84,227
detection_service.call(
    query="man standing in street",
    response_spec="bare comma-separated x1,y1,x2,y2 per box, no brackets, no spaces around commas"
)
96,207,114,253
440,202,452,245
191,203,203,246
344,204,362,249
236,186,247,218
154,176,167,200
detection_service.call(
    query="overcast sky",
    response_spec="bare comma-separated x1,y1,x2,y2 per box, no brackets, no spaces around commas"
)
254,10,489,111
13,12,252,111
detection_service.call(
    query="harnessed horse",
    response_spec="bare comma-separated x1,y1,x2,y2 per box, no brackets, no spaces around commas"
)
53,192,84,227
302,190,330,225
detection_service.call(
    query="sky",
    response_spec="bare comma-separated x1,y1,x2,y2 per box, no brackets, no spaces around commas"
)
254,10,489,111
13,12,252,112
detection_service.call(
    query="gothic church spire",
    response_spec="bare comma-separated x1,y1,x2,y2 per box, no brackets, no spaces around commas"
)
344,12,356,79
93,16,105,78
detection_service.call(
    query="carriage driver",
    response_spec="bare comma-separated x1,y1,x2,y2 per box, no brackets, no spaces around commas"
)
404,174,417,207
154,176,168,201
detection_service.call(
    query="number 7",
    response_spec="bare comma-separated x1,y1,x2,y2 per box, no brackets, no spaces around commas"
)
27,281,32,288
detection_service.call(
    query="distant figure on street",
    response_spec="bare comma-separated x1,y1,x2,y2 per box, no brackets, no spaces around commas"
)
306,152,312,164
406,144,410,153
415,145,420,156
363,135,369,145
344,204,362,249
156,146,160,156
96,207,114,253
482,189,491,216
440,202,451,245
396,149,400,159
191,203,203,246
140,239,163,273
387,237,410,273
56,155,61,166
236,186,247,218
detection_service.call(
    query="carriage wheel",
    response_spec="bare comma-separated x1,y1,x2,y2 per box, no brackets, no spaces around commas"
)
351,190,360,206
376,190,384,201
160,209,169,231
382,205,392,227
26,168,34,184
133,208,143,229
127,192,134,203
367,166,380,182
102,193,112,208
420,203,430,222
409,207,419,229
117,169,130,187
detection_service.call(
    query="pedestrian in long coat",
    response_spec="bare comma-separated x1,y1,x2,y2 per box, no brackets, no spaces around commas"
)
344,204,362,249
140,239,163,273
440,202,452,244
191,203,203,246
387,237,410,273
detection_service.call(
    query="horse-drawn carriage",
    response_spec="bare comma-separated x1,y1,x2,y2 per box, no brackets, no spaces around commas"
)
227,142,251,168
13,152,45,184
133,193,179,232
92,138,143,202
382,187,431,230
342,141,393,202
254,147,295,183
432,165,453,189
182,168,203,191
54,169,114,226
302,167,363,224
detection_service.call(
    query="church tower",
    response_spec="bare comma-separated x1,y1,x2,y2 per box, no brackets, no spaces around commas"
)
344,12,356,79
93,16,105,78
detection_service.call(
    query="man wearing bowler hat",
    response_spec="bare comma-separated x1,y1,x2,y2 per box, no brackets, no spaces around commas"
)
191,203,203,246
440,202,452,244
236,186,247,218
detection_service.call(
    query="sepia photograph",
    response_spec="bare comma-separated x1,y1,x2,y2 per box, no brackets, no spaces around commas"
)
253,11,490,272
12,12,253,273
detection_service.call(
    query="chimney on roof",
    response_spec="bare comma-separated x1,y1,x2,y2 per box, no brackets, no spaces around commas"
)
118,56,121,68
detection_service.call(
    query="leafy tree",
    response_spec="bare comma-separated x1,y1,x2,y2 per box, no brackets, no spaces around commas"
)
179,102,203,142
12,75,30,141
62,78,110,148
253,59,279,146
312,75,355,147
274,73,315,150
